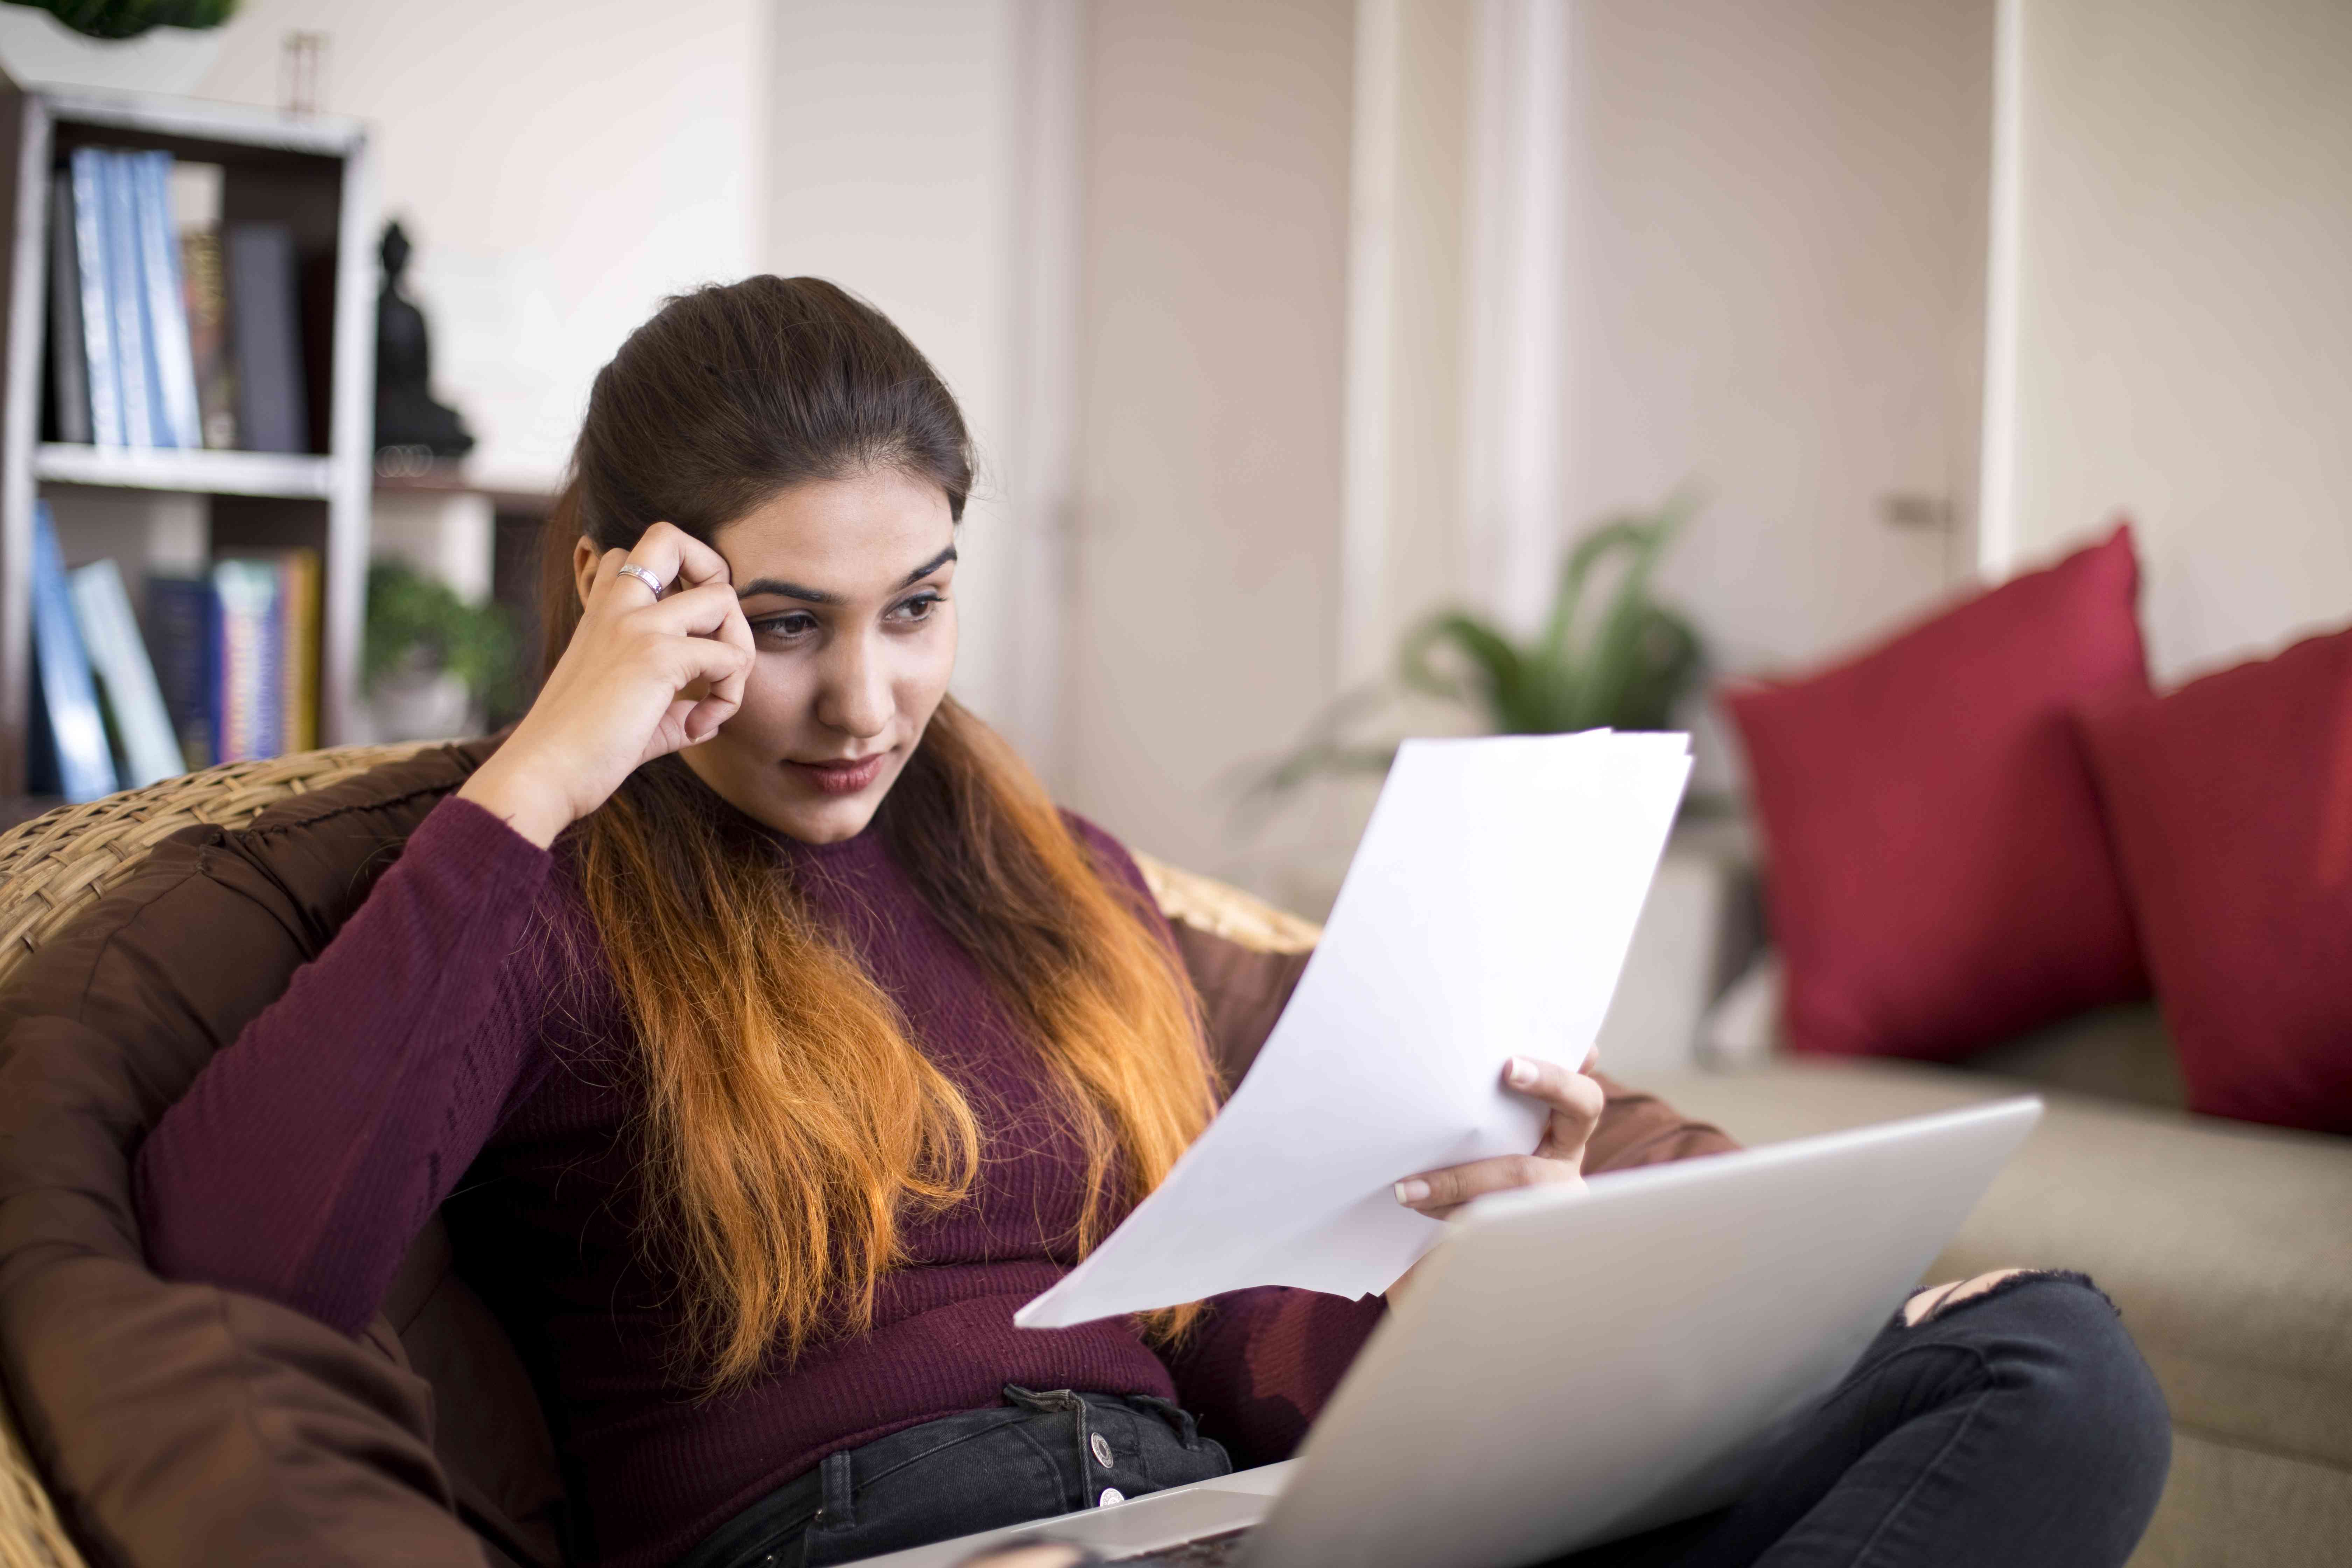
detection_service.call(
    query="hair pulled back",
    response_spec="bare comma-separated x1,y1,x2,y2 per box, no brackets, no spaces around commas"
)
538,278,1216,1391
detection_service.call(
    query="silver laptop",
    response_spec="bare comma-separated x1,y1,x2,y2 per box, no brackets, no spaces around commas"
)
857,1097,2043,1568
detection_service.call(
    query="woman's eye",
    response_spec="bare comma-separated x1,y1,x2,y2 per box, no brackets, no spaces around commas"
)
890,593,942,624
751,612,818,639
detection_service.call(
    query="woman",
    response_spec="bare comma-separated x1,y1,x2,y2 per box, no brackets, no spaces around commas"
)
134,278,2169,1568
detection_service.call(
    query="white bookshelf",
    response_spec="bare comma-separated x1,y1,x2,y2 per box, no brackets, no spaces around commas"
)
0,80,376,794
34,442,333,498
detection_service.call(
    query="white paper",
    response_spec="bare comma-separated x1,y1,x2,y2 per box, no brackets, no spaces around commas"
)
1016,730,1693,1329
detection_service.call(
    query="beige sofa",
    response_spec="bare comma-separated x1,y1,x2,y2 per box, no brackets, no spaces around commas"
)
1649,1002,2352,1567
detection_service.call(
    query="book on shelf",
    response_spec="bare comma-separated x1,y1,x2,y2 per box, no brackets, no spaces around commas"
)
224,222,310,454
210,558,283,762
136,553,320,772
145,575,219,771
279,548,321,752
63,149,121,447
26,503,118,803
131,150,204,450
45,147,305,455
180,228,238,449
96,148,161,450
68,558,185,789
226,548,320,754
46,173,92,446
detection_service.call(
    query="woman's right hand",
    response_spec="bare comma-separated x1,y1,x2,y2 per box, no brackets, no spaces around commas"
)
457,522,756,847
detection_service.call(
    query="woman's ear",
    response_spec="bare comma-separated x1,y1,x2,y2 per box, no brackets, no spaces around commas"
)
572,535,602,609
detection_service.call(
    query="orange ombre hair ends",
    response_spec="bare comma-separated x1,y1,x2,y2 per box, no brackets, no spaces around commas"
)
538,278,1217,1391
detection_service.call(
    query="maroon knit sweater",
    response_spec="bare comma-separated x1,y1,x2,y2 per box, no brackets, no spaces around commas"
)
132,794,1384,1568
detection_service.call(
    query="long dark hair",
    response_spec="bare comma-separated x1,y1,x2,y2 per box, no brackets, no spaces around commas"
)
540,278,1216,1390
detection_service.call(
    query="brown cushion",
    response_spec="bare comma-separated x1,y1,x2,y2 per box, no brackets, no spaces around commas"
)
1167,923,1313,1092
0,736,562,1568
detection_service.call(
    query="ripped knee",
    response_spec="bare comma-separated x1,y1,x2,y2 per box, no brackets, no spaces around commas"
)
1901,1267,2100,1328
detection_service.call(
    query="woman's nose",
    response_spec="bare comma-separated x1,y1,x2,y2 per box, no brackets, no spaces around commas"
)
816,638,893,738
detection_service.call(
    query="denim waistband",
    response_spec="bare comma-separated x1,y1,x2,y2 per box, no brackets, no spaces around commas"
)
672,1387,1231,1568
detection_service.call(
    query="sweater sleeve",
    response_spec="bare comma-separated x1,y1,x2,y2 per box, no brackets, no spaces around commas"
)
133,794,558,1336
1062,811,1179,944
1166,1286,1387,1465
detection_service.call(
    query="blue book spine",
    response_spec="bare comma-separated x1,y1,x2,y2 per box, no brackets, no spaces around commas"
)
99,151,158,449
70,557,185,787
145,575,220,769
67,149,122,447
133,152,200,450
29,503,119,802
212,559,284,761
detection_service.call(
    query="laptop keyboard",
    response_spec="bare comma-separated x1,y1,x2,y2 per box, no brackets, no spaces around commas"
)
1113,1526,1255,1566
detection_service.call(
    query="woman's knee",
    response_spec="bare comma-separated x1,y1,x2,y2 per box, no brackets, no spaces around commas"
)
1930,1272,2172,1506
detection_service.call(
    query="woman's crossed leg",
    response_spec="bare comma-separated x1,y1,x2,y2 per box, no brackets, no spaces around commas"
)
1552,1269,2171,1568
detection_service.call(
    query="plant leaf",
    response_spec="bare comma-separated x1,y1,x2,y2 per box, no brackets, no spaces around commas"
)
1609,606,1704,729
1539,517,1651,664
1400,611,1527,724
1561,496,1700,729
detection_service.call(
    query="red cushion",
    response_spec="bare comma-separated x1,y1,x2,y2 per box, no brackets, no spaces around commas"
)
2075,626,2352,1132
1722,525,2150,1059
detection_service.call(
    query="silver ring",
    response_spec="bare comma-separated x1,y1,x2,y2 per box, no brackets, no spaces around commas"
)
616,562,666,599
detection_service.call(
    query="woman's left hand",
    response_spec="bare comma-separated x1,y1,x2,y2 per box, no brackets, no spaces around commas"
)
1391,1048,1605,1222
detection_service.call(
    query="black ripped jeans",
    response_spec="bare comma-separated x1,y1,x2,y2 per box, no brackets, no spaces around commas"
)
1550,1271,2172,1567
673,1273,2170,1568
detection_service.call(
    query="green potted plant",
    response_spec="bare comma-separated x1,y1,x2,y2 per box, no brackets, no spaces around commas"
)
2,1,237,38
0,2,237,96
1261,494,1707,796
361,559,516,743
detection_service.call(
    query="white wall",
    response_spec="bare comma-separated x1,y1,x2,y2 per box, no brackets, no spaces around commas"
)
1079,0,2001,900
188,0,769,491
1552,0,1994,689
759,0,1077,762
1057,0,1357,887
2000,0,2352,679
1328,0,1995,824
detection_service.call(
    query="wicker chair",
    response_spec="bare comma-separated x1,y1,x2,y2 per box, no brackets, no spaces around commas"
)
0,742,1318,1568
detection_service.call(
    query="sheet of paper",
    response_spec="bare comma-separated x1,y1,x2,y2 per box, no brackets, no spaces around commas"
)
1016,729,1692,1329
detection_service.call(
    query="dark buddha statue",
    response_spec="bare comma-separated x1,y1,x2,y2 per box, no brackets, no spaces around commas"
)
374,220,476,459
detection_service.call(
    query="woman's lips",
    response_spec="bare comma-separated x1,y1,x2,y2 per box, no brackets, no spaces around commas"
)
788,753,888,796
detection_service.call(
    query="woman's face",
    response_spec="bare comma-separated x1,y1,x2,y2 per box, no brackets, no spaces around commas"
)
654,467,958,844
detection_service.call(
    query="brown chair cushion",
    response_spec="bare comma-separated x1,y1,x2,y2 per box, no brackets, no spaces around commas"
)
0,736,561,1568
0,742,1732,1568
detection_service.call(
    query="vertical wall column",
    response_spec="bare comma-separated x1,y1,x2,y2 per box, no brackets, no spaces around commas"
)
1000,0,1085,782
1975,0,2026,581
1462,0,1572,634
1337,0,1476,688
1337,0,1400,688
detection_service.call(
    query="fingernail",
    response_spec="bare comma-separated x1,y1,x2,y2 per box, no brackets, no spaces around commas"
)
1506,1057,1538,1088
1394,1180,1430,1205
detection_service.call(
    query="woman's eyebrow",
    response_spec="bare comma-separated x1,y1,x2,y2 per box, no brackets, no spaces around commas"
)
734,578,836,604
896,543,959,586
735,545,958,603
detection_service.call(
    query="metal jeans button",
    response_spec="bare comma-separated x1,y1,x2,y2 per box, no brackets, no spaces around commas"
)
1098,1487,1126,1507
1090,1432,1114,1467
